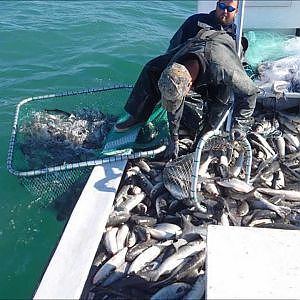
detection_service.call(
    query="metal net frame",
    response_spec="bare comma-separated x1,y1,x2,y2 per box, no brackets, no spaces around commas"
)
162,129,252,213
191,128,252,213
7,86,167,205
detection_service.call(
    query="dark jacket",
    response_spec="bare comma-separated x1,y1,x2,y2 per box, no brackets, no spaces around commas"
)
167,10,236,53
167,26,258,138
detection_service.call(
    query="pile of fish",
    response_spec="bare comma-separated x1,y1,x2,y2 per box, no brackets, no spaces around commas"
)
82,106,300,300
255,55,300,95
19,109,117,169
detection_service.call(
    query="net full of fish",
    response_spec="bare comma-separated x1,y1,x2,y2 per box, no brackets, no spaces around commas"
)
18,109,117,169
255,55,300,94
80,104,300,300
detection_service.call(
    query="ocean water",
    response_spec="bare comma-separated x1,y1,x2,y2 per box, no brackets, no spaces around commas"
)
0,1,196,298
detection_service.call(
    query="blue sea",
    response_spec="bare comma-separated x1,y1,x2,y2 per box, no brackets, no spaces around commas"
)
0,1,197,298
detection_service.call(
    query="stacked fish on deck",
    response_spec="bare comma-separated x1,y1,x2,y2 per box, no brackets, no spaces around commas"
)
85,108,300,300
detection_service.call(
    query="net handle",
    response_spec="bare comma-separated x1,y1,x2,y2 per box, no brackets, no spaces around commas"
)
7,85,133,176
8,145,166,177
226,0,246,131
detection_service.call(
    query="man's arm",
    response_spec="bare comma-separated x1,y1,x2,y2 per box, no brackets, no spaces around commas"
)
167,101,184,141
167,19,189,53
230,67,258,134
167,14,203,53
164,102,184,159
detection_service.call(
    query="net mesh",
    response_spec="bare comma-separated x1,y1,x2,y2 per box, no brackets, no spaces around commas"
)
163,153,194,200
7,86,169,206
202,134,233,152
163,135,248,201
19,168,92,206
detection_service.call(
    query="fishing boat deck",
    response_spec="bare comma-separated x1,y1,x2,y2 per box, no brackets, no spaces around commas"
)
206,225,300,299
33,1,300,299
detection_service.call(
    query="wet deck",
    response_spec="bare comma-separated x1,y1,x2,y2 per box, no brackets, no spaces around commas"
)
206,225,300,299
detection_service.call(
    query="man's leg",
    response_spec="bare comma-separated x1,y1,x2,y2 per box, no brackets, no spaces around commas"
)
115,53,172,132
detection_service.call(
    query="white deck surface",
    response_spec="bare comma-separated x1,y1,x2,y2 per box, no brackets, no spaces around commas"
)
33,161,127,299
206,225,300,299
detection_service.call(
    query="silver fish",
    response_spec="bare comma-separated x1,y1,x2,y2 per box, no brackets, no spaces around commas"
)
250,139,274,159
134,225,151,242
128,240,172,274
150,282,191,300
248,218,273,227
116,224,129,251
181,214,207,241
92,247,127,285
114,184,133,207
198,152,215,177
274,135,286,158
216,178,253,193
283,132,300,148
92,250,108,267
101,261,129,287
251,160,280,184
155,194,168,219
174,250,206,282
179,138,194,149
104,227,118,255
183,273,206,300
202,175,220,196
126,230,137,248
127,166,154,196
261,173,274,187
277,163,300,183
115,192,146,212
134,159,151,173
278,116,300,134
150,182,166,200
257,187,300,201
106,211,130,227
220,211,230,226
253,191,291,218
249,132,276,156
230,150,245,178
150,240,206,281
131,185,142,195
220,149,229,167
148,223,182,240
286,143,297,154
260,160,280,180
130,215,157,227
126,239,157,262
237,201,250,217
272,170,285,189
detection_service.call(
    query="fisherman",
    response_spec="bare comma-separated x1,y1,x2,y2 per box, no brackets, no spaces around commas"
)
115,0,258,159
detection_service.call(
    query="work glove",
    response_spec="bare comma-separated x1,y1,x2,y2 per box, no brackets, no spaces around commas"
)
230,126,246,141
164,137,179,160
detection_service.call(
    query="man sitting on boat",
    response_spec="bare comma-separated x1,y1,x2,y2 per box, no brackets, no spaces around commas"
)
115,0,258,159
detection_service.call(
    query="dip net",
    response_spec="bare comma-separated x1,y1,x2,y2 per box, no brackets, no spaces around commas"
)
163,132,252,212
7,86,169,205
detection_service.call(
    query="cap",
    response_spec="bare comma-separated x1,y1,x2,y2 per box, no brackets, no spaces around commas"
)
158,62,192,113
